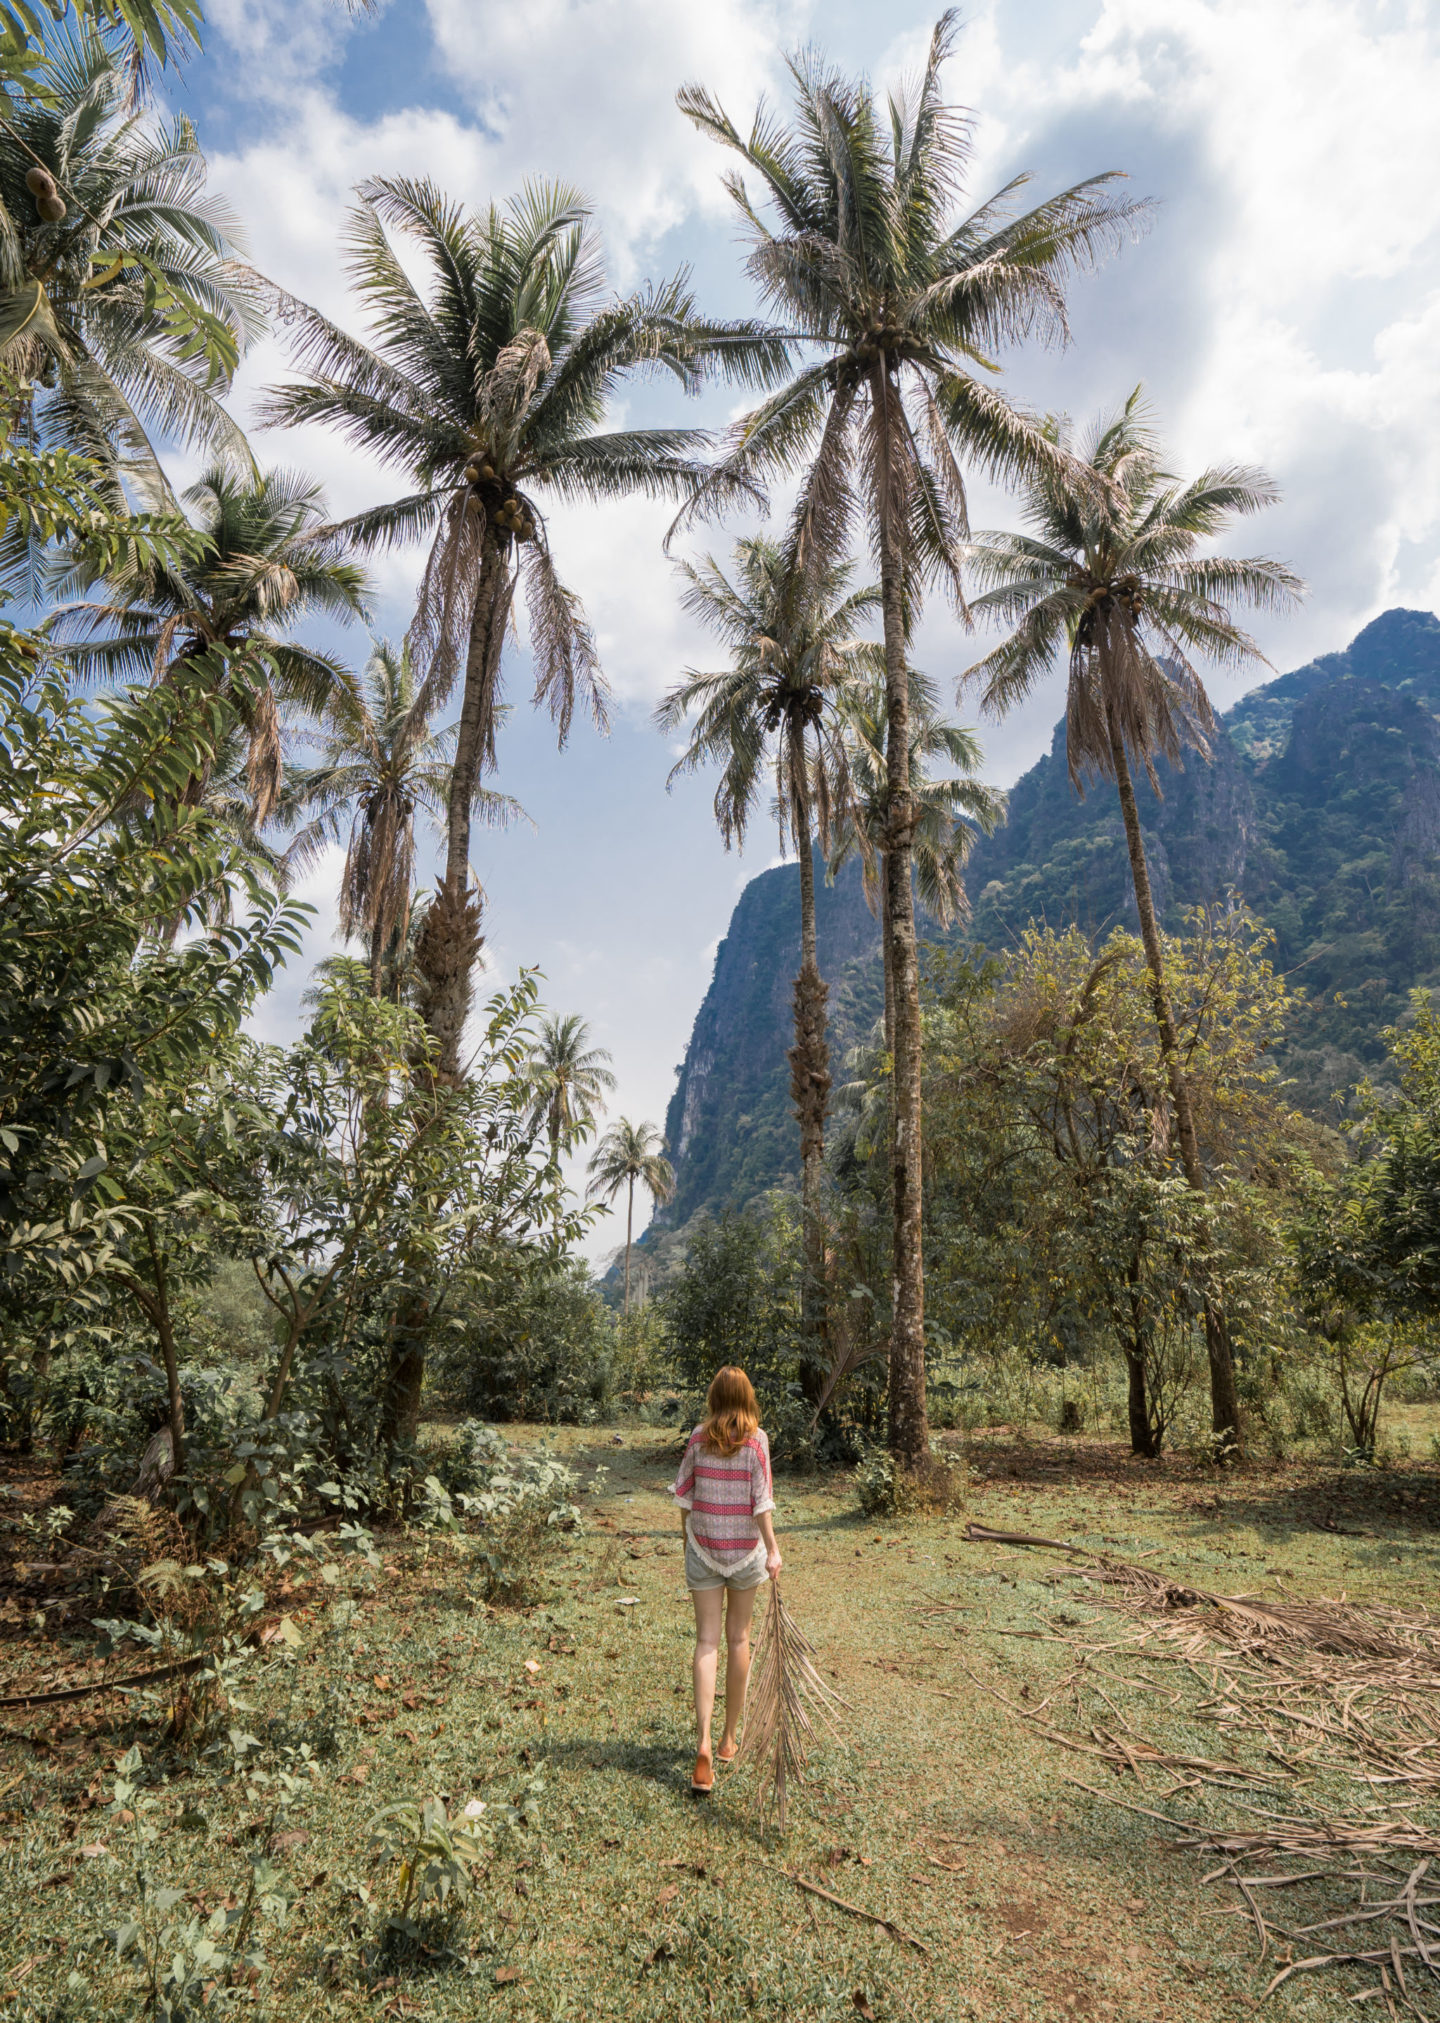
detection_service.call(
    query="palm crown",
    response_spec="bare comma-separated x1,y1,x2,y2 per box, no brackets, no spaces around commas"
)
587,1116,675,1317
830,669,1003,930
656,536,879,858
678,12,1141,585
283,638,525,996
56,463,368,821
0,32,261,486
523,1013,616,1162
965,388,1304,791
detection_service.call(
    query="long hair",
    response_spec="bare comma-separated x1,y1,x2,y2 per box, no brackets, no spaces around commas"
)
701,1365,759,1457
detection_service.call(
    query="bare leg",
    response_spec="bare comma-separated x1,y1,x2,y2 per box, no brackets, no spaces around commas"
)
719,1582,759,1753
691,1586,723,1756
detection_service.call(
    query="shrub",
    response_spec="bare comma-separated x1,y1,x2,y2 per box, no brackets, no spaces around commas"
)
446,1259,615,1423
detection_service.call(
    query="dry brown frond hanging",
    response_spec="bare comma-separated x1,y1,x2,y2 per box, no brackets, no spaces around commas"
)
730,1581,847,1831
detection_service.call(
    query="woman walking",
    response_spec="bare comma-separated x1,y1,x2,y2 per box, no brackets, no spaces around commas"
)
672,1366,783,1794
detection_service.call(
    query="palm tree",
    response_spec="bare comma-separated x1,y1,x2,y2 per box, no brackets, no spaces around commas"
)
284,638,526,997
679,12,1140,1467
0,31,260,489
830,669,1003,1058
55,463,368,822
965,388,1303,1450
655,535,878,1391
587,1119,675,1319
523,1013,616,1165
261,177,780,1080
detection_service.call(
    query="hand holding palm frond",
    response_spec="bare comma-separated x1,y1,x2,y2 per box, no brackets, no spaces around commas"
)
731,1581,847,1831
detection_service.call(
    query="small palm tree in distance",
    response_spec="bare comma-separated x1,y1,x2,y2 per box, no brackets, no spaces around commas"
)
524,1013,617,1165
587,1119,675,1319
965,386,1303,1449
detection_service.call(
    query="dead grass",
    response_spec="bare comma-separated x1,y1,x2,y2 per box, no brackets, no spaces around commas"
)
0,1424,1433,2019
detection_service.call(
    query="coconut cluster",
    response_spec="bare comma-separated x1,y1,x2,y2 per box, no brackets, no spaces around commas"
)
852,326,908,363
461,455,534,542
24,163,67,226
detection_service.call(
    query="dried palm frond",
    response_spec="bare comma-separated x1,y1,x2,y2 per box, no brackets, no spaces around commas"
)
731,1581,848,1831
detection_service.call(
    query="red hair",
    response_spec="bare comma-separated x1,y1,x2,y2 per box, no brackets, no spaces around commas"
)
701,1366,759,1457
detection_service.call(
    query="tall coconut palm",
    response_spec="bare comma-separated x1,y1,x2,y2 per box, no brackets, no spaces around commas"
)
679,12,1141,1467
0,32,260,491
587,1119,675,1320
55,463,368,821
964,388,1303,1450
283,638,527,997
655,535,878,1391
829,669,1003,1058
523,1013,616,1165
261,176,781,1080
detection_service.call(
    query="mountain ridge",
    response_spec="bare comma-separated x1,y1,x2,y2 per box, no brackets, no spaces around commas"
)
655,607,1440,1233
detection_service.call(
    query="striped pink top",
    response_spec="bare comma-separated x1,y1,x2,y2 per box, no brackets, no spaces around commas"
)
672,1425,775,1560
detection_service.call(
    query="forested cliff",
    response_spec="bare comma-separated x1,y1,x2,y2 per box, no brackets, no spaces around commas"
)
657,607,1440,1231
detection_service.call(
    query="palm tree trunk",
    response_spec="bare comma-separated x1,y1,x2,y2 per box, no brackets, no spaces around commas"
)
623,1174,634,1320
1104,698,1241,1452
787,726,830,1407
872,359,930,1475
879,855,895,1063
416,533,512,1081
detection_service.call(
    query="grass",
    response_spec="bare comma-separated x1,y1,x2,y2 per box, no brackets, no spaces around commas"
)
0,1420,1436,2020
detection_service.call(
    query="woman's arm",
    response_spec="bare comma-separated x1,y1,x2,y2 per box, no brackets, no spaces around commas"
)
756,1508,782,1577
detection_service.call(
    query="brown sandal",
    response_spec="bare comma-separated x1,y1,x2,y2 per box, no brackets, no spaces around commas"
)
690,1750,714,1795
717,1739,739,1764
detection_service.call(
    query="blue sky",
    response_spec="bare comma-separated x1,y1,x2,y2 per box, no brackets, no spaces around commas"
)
159,0,1440,1253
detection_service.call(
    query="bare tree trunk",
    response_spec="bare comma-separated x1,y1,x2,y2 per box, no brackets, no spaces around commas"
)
1104,699,1241,1453
872,359,930,1475
416,536,513,1082
787,730,831,1408
623,1175,634,1320
879,856,895,1063
141,1226,186,1477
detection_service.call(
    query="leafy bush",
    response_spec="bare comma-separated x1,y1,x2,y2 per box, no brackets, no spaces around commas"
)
445,1257,615,1423
660,1200,814,1456
429,1421,581,1602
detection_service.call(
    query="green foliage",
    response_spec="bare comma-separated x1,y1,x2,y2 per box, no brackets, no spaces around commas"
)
445,1256,614,1423
661,1199,808,1452
838,913,1318,1456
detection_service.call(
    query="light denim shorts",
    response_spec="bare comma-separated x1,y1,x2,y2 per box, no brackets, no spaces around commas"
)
684,1535,767,1594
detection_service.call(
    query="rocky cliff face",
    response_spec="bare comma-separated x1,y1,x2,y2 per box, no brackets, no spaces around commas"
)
658,608,1440,1228
658,853,882,1228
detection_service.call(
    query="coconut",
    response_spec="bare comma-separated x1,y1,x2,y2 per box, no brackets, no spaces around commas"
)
36,193,67,225
24,165,55,198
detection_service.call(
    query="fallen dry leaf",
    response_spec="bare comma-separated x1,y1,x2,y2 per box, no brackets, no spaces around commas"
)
495,1964,524,1984
523,1659,541,1676
397,1728,419,1746
271,1829,309,1853
656,1884,679,1906
372,1675,391,1692
342,1764,369,1786
75,1842,110,1859
853,1995,876,2022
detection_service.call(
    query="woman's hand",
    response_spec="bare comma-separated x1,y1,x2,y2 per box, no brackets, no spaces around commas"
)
766,1547,783,1578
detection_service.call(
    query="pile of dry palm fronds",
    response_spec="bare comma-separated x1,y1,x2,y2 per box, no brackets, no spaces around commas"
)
730,1580,848,1831
966,1526,1440,2014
